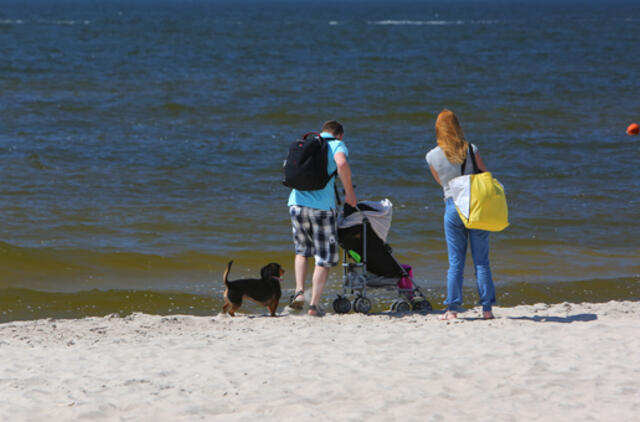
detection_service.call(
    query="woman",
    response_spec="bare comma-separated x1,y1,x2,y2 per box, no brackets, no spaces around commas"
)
425,109,495,320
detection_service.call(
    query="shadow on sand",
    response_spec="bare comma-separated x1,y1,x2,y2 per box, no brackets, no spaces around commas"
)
507,314,598,323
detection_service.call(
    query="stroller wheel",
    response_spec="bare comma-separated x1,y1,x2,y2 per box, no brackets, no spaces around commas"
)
391,299,411,313
412,297,432,313
332,296,352,314
353,296,372,314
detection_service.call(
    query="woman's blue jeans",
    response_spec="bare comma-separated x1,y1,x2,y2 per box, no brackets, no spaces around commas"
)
444,198,495,312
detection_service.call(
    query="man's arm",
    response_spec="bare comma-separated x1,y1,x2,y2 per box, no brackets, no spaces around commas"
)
334,151,356,207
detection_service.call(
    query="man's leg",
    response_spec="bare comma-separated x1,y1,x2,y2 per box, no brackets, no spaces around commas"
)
294,254,308,294
309,265,330,307
289,206,312,308
307,208,338,315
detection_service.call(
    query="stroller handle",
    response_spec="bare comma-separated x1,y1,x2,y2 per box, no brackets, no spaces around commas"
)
343,202,360,218
343,201,371,218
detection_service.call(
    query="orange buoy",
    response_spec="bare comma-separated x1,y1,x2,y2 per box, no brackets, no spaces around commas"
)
627,123,639,135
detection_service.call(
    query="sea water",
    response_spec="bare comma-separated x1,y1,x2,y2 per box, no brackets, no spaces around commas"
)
1,0,639,321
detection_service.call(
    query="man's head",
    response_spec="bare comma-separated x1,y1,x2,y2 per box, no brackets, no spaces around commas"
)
321,120,344,139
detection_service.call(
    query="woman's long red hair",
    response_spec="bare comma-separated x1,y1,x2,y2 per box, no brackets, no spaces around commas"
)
435,109,469,164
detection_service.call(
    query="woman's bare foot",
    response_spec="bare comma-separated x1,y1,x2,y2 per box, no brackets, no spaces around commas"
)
483,311,495,320
439,310,458,320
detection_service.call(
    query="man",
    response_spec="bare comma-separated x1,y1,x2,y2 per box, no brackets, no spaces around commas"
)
287,120,357,316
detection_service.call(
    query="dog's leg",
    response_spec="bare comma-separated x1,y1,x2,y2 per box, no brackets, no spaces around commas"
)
268,300,278,317
228,302,240,317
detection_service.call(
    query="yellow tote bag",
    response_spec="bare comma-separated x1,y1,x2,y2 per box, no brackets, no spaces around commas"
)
448,150,509,232
465,172,509,231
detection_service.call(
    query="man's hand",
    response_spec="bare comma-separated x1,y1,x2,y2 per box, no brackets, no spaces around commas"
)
344,190,357,208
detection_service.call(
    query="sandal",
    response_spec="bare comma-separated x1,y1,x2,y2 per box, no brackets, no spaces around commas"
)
308,305,325,317
289,290,304,309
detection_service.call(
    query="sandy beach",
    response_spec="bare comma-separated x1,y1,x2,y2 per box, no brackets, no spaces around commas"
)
1,301,639,421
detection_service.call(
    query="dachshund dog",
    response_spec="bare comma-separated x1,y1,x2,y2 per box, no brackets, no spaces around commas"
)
222,260,283,316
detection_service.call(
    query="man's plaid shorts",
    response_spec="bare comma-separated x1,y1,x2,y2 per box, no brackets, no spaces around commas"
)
289,205,339,267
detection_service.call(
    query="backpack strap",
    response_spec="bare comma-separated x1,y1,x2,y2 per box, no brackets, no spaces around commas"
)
303,132,335,143
334,181,342,206
316,132,338,181
311,132,340,204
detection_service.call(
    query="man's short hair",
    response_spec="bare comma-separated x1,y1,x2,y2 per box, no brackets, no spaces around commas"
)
321,120,344,137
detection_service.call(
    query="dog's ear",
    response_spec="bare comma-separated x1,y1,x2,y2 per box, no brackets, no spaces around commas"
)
261,263,280,279
260,265,271,279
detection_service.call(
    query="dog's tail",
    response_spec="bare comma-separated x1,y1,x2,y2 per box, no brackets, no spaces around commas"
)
223,260,233,287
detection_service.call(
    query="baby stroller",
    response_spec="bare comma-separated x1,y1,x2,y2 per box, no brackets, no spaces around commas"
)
332,199,432,314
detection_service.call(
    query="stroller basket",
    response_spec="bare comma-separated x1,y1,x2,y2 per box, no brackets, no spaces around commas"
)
338,224,405,279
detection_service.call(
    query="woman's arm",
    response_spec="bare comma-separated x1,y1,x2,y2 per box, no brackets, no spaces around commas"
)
474,152,488,172
429,165,441,186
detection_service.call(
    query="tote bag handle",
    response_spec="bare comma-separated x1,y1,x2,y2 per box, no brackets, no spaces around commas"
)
461,145,482,175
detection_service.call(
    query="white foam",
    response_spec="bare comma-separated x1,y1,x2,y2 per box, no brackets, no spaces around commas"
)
53,20,91,25
44,19,92,25
368,20,500,26
0,19,91,25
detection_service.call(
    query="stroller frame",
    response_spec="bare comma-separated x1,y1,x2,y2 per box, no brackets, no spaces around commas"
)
332,209,431,314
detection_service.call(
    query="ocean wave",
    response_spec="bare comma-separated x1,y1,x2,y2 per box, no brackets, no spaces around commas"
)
47,20,91,25
0,19,90,26
367,20,501,26
154,102,197,114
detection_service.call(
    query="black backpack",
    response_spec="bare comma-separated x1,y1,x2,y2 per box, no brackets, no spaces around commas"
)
282,132,336,191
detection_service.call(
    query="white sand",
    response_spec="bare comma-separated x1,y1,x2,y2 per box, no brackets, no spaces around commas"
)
1,301,639,421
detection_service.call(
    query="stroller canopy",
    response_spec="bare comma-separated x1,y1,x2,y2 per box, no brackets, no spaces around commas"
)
338,199,393,242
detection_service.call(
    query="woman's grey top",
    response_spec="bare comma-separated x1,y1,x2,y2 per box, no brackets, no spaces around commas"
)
426,143,478,199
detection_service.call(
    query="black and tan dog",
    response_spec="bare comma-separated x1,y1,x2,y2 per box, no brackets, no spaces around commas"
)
222,260,283,316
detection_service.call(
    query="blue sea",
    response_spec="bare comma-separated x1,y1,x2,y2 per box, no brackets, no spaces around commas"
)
1,0,639,321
